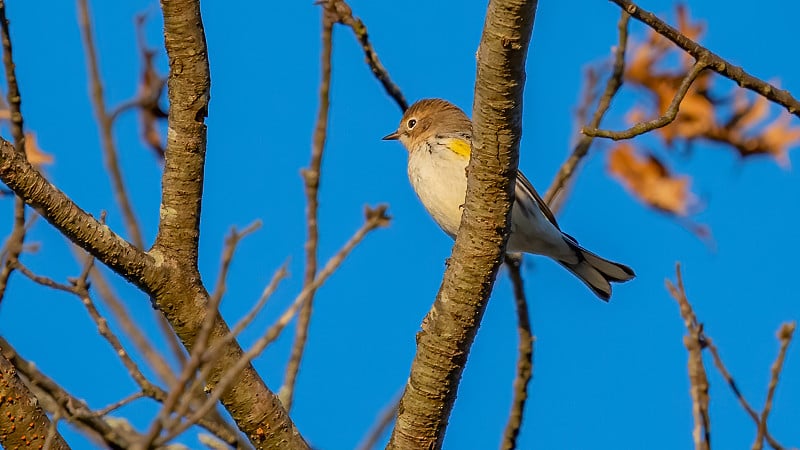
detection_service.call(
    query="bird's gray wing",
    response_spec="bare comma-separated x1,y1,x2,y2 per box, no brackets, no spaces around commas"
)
515,170,561,230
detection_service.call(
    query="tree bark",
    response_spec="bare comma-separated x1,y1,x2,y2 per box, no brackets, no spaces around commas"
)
387,0,538,448
0,352,71,450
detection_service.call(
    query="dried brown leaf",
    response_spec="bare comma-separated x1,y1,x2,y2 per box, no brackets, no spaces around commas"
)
608,144,695,216
24,132,53,167
760,115,800,167
136,13,166,159
732,90,769,130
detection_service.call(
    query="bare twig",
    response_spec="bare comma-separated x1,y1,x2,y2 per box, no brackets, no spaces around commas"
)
141,256,230,448
42,413,63,450
666,263,710,450
0,0,28,304
73,256,155,394
77,0,144,249
281,1,335,411
704,340,784,450
357,392,402,450
14,261,76,293
544,11,630,208
609,0,800,117
582,60,708,140
208,263,289,358
501,254,534,450
96,392,146,416
329,0,408,111
753,323,795,450
73,247,176,386
14,255,240,447
210,221,262,306
76,5,186,395
158,206,390,445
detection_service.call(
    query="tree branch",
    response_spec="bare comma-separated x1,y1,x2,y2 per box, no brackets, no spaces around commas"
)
544,11,629,207
0,351,70,450
753,322,795,450
157,207,389,445
152,0,210,264
330,0,408,111
357,392,401,450
609,0,800,118
666,264,710,450
281,0,335,410
501,254,533,450
388,0,538,447
0,0,29,304
705,337,785,450
0,1,307,445
0,139,158,287
77,0,144,249
582,59,708,140
148,2,309,448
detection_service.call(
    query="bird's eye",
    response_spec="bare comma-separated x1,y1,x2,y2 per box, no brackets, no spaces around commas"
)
407,119,417,129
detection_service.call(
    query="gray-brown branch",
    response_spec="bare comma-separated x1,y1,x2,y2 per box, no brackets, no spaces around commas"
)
387,0,538,448
610,0,800,118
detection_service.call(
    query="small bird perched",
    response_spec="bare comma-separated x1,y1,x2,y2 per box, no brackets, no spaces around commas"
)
383,98,635,301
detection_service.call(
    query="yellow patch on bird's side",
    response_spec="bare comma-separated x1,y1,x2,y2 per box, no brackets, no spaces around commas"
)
446,138,471,158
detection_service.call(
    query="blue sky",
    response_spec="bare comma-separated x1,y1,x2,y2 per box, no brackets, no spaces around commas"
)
0,1,798,449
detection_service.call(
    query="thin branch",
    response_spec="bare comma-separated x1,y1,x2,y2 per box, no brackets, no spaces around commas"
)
753,323,795,450
357,392,401,450
0,0,29,304
609,0,800,117
73,247,176,387
544,11,630,208
582,60,708,140
666,263,710,450
388,0,538,447
43,413,63,450
705,339,785,450
158,206,390,445
141,252,231,448
14,261,78,293
73,257,154,395
281,0,334,411
0,58,290,450
96,392,146,416
16,251,240,447
501,254,533,450
210,221,262,306
77,0,144,249
0,136,157,283
208,263,289,359
329,0,408,111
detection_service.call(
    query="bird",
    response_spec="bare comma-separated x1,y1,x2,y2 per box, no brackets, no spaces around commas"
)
382,98,635,301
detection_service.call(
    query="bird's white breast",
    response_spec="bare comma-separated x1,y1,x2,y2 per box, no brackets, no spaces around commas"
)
406,140,573,260
407,143,468,238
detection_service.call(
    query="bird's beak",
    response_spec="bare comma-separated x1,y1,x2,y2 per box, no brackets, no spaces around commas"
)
382,130,400,141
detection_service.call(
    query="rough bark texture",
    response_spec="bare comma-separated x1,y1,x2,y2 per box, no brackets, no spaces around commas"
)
149,1,308,448
0,139,158,287
387,0,538,448
0,352,70,450
0,1,308,447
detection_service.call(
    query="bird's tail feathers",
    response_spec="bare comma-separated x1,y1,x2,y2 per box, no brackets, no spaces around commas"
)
559,242,635,301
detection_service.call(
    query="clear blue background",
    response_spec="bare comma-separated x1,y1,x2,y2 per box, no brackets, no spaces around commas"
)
0,1,798,449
